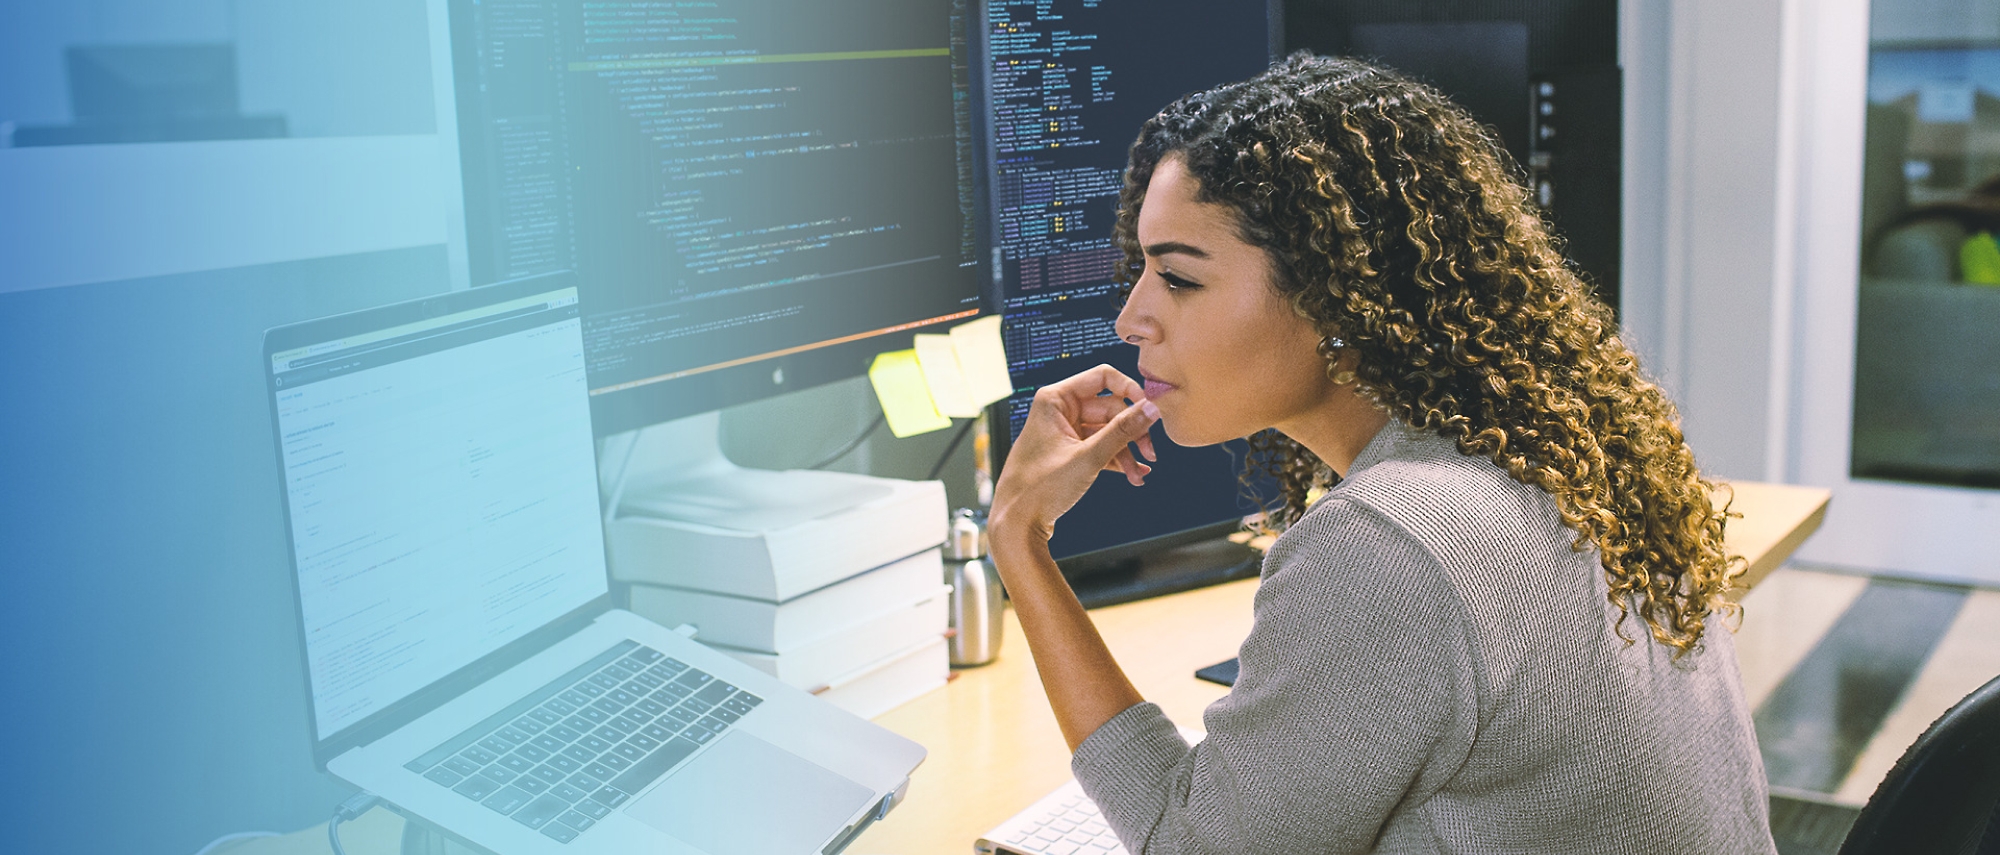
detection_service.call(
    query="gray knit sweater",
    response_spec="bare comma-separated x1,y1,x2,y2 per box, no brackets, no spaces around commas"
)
1071,423,1778,854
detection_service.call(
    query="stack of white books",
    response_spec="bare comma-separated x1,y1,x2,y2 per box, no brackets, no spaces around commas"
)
608,467,952,720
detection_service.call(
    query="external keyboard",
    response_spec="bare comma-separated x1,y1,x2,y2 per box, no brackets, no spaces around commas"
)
402,640,762,844
980,778,1128,855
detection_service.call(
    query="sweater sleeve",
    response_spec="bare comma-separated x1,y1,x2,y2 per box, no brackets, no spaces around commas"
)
1071,497,1482,854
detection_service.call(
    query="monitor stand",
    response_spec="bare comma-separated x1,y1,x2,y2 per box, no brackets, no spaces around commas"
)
1065,535,1262,609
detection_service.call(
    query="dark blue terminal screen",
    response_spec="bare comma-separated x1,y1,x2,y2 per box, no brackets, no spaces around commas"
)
449,0,986,428
984,0,1276,563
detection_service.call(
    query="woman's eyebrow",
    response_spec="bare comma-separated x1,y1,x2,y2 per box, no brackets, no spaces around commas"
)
1142,240,1210,259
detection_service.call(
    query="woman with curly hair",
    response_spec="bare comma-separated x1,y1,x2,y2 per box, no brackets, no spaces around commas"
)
988,54,1777,853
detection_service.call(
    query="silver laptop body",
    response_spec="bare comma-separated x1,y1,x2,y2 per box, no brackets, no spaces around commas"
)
263,273,925,855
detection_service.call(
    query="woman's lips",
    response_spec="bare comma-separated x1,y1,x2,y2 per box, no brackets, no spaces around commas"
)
1143,377,1176,399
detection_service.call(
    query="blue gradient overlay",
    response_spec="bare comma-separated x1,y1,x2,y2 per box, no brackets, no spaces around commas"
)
0,2,957,852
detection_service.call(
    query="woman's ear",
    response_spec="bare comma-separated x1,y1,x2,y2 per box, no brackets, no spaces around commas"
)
1316,334,1358,386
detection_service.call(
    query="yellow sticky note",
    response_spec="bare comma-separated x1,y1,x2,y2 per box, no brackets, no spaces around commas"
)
950,315,1014,407
1961,231,2000,286
869,350,952,438
914,333,980,418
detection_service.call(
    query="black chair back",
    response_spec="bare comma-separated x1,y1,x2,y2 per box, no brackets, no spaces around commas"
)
1838,673,2000,855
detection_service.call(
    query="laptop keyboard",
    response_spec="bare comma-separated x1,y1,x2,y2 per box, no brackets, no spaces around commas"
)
401,640,762,844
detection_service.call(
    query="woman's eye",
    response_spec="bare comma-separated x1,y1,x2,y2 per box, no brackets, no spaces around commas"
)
1159,271,1199,291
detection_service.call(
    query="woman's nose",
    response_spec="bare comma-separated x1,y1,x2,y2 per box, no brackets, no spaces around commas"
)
1114,276,1155,345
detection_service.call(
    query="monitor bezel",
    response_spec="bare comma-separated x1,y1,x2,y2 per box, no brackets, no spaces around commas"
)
588,309,984,437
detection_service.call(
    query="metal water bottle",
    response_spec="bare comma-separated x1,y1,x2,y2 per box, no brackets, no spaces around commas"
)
945,508,1005,667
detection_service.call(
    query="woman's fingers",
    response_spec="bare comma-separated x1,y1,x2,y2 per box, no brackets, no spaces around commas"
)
1070,393,1141,425
990,365,1161,540
1056,366,1156,468
1072,399,1168,477
1106,447,1151,486
1045,364,1147,409
1083,397,1161,473
1078,418,1157,484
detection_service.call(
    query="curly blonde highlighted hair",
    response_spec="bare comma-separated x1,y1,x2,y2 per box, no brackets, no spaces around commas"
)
1113,54,1743,654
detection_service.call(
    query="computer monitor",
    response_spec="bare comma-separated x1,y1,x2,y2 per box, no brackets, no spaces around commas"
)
1291,2,1623,310
67,44,240,121
439,0,988,436
11,44,288,147
981,0,1283,606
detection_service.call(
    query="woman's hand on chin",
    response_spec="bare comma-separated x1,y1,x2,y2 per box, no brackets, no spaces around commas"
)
989,364,1161,546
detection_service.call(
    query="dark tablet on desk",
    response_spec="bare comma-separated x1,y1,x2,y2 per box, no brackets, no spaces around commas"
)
1195,657,1240,687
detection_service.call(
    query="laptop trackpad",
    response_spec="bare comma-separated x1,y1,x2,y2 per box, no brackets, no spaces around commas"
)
625,732,874,855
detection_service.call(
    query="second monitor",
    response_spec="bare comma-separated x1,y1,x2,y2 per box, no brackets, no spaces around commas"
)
982,0,1283,606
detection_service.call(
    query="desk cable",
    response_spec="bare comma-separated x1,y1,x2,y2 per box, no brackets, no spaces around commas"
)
326,792,380,855
924,417,979,481
813,413,978,478
807,412,887,470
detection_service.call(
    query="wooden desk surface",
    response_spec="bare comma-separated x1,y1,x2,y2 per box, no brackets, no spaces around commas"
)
224,481,1827,855
1717,481,1830,599
857,581,1249,853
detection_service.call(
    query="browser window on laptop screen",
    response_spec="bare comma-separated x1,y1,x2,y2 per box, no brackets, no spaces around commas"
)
269,286,608,739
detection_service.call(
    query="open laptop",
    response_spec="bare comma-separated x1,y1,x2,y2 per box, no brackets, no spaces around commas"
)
263,272,925,854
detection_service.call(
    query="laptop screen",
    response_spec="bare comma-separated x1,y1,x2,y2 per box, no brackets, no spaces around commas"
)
269,284,609,739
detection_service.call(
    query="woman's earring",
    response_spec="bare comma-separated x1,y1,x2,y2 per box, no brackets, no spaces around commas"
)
1318,335,1357,385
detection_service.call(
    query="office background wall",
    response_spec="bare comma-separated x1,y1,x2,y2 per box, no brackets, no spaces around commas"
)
1615,0,1801,485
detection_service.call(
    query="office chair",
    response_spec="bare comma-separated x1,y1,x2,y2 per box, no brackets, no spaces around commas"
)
1836,673,2000,855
